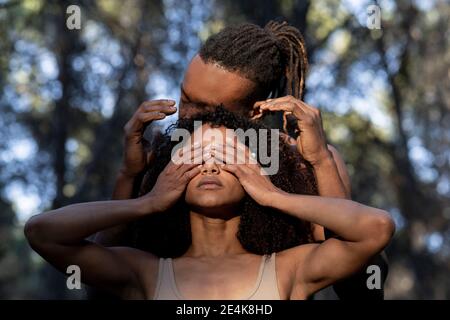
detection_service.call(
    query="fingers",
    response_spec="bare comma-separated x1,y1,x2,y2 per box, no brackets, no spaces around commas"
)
251,100,269,120
165,157,200,177
203,143,234,164
180,165,202,183
277,97,321,120
258,100,323,129
219,163,241,177
141,99,176,108
258,101,298,115
171,137,260,171
136,111,167,123
250,112,264,120
226,138,258,165
220,163,257,178
203,140,257,165
171,142,203,165
296,101,323,127
124,99,177,134
252,99,298,121
162,161,201,185
253,96,321,122
141,100,177,115
176,141,196,157
179,141,202,160
295,100,320,115
253,100,267,108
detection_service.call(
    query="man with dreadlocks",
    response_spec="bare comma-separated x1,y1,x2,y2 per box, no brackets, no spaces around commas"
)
98,20,389,299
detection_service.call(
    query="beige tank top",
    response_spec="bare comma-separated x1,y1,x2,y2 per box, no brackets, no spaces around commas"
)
153,253,281,300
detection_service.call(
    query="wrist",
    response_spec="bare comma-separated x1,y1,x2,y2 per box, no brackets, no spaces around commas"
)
133,194,158,216
266,189,290,209
309,149,334,167
118,166,141,179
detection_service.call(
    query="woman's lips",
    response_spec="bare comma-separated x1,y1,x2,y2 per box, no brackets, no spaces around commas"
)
197,177,223,190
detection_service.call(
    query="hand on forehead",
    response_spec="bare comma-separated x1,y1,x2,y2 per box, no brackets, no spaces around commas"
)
194,125,255,157
174,125,257,165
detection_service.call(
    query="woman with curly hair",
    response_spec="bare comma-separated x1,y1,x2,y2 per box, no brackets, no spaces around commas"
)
130,106,317,258
24,108,394,300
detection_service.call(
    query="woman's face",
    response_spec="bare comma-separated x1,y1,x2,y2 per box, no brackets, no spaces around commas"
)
184,124,246,218
179,55,256,118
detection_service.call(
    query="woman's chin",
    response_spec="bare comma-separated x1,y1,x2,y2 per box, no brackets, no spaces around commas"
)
187,198,243,218
189,199,228,210
187,193,227,207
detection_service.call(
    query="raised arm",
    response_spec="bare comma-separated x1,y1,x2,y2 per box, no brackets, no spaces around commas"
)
25,198,154,298
95,99,177,246
270,192,394,296
220,161,394,298
25,158,201,298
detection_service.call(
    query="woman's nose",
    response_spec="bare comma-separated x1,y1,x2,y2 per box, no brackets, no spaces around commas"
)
200,160,220,175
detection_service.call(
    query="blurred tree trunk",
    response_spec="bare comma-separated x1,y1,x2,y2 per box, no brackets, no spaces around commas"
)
51,0,84,209
71,0,164,202
375,3,446,298
45,0,86,299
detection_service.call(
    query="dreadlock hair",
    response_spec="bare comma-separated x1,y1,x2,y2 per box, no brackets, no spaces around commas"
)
199,20,308,134
129,106,318,258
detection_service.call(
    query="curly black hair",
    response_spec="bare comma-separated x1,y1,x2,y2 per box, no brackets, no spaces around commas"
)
199,20,308,134
129,106,318,258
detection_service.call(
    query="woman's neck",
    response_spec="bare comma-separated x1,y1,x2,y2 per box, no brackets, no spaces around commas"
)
184,211,247,258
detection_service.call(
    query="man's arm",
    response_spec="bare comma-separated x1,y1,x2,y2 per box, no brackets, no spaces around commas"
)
331,252,389,299
319,146,389,299
317,145,351,198
93,170,145,246
95,99,177,246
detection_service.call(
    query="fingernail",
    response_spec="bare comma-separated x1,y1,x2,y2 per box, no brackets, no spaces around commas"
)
167,100,176,104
